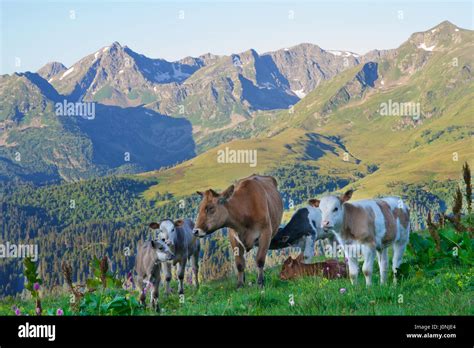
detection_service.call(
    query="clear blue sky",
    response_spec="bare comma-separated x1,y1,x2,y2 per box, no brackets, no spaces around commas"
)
1,0,472,74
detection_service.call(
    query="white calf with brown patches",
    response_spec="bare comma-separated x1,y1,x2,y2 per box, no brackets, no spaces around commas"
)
313,190,410,286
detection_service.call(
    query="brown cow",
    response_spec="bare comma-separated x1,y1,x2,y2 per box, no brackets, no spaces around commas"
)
193,174,283,288
280,254,347,281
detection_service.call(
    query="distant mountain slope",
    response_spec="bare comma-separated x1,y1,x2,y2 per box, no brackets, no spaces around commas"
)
0,72,195,183
140,21,473,201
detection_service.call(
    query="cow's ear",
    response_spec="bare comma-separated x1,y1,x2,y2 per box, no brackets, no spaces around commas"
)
209,189,219,197
149,222,160,229
174,219,184,227
340,189,354,203
308,198,320,207
222,184,234,200
196,191,203,197
295,253,304,263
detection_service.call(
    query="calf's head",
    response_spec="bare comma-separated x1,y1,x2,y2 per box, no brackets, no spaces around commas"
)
193,185,234,237
150,239,175,261
280,254,304,280
315,189,353,231
149,219,185,254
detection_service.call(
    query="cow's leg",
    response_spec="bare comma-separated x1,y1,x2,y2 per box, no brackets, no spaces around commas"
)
376,247,389,285
177,259,186,295
392,240,408,284
191,253,199,288
164,262,172,294
255,227,272,288
229,229,246,288
303,235,315,263
361,245,375,286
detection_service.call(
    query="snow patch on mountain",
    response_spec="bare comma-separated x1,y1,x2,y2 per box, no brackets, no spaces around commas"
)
327,50,360,58
417,43,436,51
292,88,306,98
60,67,75,80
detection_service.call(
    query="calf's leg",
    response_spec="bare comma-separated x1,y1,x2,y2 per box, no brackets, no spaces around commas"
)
229,229,246,288
136,276,146,307
191,253,199,288
151,267,161,312
302,235,315,263
392,240,408,284
376,248,389,285
177,259,186,295
362,245,375,286
164,262,172,294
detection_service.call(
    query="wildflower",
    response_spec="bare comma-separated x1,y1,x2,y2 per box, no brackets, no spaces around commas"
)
35,307,41,315
33,283,40,291
15,308,21,316
339,288,347,294
56,308,64,316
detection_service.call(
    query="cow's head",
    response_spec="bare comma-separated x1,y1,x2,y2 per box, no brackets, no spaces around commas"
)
280,254,304,280
150,239,175,261
317,189,354,231
193,185,234,237
148,219,185,254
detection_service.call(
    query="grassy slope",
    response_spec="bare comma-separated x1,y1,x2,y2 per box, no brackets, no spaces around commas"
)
140,127,361,199
1,263,471,316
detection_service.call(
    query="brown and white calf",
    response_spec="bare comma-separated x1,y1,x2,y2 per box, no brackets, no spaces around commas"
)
193,174,283,288
280,254,347,280
312,190,410,286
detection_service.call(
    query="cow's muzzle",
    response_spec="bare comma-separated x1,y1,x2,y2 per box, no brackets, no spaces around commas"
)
193,228,206,237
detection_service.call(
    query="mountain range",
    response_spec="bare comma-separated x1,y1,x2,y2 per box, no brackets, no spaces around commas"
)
0,20,472,189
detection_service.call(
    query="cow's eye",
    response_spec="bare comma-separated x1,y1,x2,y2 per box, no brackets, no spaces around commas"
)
206,206,215,214
161,238,165,242
333,207,338,212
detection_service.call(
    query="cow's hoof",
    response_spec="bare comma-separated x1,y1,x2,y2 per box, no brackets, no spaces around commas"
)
179,290,184,295
236,282,245,289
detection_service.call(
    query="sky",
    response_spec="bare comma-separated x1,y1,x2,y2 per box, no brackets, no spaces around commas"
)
0,0,472,74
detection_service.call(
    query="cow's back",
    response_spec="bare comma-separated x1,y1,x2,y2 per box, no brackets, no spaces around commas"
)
233,174,283,236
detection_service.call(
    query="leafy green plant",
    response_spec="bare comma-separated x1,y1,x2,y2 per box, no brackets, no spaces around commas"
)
78,256,141,315
404,219,473,276
23,257,43,315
